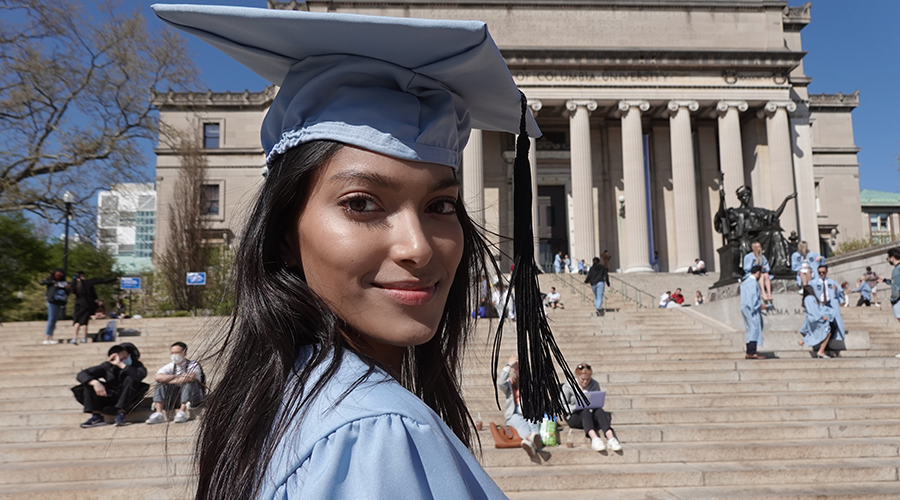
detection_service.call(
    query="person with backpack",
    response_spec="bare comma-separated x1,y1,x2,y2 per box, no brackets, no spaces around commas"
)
146,342,204,424
39,269,69,345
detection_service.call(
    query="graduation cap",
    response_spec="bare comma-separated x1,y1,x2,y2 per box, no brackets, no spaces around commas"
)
152,4,584,421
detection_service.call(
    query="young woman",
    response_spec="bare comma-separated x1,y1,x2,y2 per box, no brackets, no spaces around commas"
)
560,363,622,452
694,290,705,306
497,355,545,459
743,241,773,304
153,5,576,500
791,241,823,288
798,285,835,358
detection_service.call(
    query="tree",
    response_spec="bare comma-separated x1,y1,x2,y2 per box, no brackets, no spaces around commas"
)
0,0,197,222
158,135,211,311
0,212,50,321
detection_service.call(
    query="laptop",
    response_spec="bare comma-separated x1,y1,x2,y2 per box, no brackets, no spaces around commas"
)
572,391,606,410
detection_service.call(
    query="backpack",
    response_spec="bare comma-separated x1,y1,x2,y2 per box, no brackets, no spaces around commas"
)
52,287,67,303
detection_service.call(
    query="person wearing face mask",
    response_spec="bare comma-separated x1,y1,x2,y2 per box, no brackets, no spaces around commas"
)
146,342,204,424
560,363,622,452
74,343,148,427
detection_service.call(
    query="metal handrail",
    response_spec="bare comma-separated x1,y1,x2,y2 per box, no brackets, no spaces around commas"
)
607,274,656,309
551,271,591,303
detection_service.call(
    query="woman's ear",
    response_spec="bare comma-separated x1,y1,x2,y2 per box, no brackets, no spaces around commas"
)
280,233,301,269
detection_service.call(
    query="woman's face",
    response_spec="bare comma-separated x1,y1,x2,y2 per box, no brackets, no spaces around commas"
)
577,373,592,389
291,147,464,368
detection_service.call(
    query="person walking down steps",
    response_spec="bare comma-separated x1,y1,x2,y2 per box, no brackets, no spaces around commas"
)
585,257,610,316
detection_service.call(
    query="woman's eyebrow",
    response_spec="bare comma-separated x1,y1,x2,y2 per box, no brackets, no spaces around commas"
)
328,170,402,191
431,176,460,192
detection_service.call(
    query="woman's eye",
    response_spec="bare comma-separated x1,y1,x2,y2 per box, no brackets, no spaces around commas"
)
340,195,380,213
428,199,457,215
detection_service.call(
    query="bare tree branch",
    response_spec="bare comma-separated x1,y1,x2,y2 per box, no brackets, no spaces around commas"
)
0,0,198,219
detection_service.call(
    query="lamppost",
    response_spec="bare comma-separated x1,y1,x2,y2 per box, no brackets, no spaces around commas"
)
62,190,74,278
618,195,626,219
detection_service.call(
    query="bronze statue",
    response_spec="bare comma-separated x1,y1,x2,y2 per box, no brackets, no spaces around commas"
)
714,182,797,283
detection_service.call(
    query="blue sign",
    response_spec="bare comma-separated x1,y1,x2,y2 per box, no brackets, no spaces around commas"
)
186,272,207,286
120,277,141,290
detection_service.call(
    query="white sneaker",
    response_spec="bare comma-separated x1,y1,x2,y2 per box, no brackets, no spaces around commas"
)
607,437,623,451
591,437,606,451
173,411,188,423
146,412,166,425
42,339,58,345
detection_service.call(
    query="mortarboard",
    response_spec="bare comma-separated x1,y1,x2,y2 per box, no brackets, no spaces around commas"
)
152,4,584,422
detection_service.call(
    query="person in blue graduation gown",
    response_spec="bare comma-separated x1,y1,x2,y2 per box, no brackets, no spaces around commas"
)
743,241,773,305
790,241,824,287
810,265,846,341
852,278,872,307
741,265,766,359
151,5,567,500
798,285,837,358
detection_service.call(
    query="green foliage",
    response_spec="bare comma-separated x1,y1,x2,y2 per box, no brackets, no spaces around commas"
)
46,240,121,309
0,213,51,321
204,246,235,316
833,237,896,257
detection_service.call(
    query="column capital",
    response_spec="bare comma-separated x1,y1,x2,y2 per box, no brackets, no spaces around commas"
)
757,100,798,118
565,99,598,112
715,100,748,116
617,100,650,113
527,99,543,115
667,100,699,114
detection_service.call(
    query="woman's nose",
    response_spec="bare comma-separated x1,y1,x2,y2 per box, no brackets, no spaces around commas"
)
390,211,433,267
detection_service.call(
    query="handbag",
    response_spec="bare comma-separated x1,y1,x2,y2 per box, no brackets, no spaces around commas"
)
489,422,522,449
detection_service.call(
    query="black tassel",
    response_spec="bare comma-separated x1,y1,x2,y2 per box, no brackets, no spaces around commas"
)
491,93,588,422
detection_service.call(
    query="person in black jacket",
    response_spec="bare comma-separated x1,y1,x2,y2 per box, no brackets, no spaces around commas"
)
69,271,118,344
38,269,69,345
74,343,149,427
585,257,611,316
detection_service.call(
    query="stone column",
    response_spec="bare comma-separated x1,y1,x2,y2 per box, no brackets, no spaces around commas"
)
461,128,484,228
529,100,542,269
758,100,799,235
619,100,653,273
668,100,700,273
566,99,598,264
715,101,748,208
790,104,820,253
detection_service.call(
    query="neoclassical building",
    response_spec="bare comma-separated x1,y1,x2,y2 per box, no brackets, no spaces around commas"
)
153,0,862,273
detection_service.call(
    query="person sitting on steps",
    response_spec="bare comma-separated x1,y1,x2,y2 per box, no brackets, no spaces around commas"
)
560,362,621,452
546,287,564,310
74,343,149,427
497,356,547,462
146,342,205,424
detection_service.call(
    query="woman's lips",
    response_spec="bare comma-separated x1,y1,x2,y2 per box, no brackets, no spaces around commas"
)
375,283,437,306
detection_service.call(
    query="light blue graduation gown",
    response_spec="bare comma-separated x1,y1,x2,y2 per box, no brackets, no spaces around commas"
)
740,275,764,345
258,347,507,500
811,277,845,338
800,295,835,347
790,251,824,286
553,254,562,273
742,253,770,275
852,282,872,302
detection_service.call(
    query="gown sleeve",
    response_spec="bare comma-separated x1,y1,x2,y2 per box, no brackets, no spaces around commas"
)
276,414,505,500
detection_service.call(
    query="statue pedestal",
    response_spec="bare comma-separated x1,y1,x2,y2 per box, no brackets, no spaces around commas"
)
713,245,742,288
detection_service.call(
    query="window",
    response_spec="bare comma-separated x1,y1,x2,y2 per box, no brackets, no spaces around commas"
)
201,184,220,216
203,123,220,149
871,213,891,245
814,182,820,213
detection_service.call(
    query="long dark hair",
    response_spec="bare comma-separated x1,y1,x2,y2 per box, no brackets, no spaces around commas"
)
801,284,817,308
194,141,495,500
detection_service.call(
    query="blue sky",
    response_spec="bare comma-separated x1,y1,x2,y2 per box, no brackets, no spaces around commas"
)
137,0,899,192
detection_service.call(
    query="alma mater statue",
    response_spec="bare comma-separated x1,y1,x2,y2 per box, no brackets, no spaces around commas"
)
714,183,797,284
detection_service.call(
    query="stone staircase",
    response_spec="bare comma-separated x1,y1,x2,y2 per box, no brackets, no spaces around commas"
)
1,276,900,498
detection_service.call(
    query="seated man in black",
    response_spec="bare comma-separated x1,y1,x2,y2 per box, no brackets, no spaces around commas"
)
74,343,149,427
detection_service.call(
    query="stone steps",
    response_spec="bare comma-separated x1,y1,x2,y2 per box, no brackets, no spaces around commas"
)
1,283,899,498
